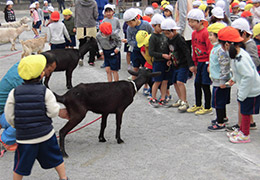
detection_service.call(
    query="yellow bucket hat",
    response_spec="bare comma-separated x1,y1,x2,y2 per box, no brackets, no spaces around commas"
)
199,4,207,12
161,0,169,7
18,55,47,80
62,9,72,16
253,23,260,37
136,30,151,48
207,22,226,34
244,4,253,11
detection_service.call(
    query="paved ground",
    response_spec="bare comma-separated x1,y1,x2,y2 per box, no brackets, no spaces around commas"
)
1,10,260,180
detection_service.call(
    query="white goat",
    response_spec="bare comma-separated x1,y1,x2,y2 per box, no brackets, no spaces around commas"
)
0,24,30,51
0,16,31,28
21,34,47,58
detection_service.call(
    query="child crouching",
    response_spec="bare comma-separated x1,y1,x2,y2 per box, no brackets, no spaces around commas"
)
96,22,121,82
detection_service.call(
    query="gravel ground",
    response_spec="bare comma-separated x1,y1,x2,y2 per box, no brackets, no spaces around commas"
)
0,10,260,180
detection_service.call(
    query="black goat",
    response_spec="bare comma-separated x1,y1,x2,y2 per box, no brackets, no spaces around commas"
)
54,68,160,157
41,37,98,89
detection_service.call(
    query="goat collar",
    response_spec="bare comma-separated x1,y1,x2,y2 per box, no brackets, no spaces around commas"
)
130,80,137,94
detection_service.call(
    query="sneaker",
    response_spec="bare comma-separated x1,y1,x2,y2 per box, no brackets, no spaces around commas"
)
89,62,94,66
159,99,168,107
250,122,257,130
178,101,189,112
195,107,213,115
171,99,182,107
143,88,150,96
229,131,251,143
149,98,159,108
34,35,39,39
165,95,172,103
39,30,41,34
0,138,17,152
147,93,152,99
208,123,226,131
211,118,229,125
100,63,105,68
226,124,240,132
78,59,84,66
187,105,203,113
227,129,239,138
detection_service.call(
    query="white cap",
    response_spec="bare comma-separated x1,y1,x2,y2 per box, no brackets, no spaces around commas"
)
192,0,201,7
43,0,48,4
239,2,246,10
212,7,224,19
29,3,36,9
164,5,174,14
34,1,39,4
215,0,226,10
135,8,143,17
6,1,13,5
123,8,138,22
144,7,154,15
252,0,260,3
48,6,54,12
161,19,180,30
104,4,115,11
150,14,165,25
231,18,252,35
187,9,205,21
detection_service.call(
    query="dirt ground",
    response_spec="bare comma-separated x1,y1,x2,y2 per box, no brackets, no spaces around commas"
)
0,10,260,180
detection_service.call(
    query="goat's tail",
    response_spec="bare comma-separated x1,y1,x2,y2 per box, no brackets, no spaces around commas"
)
53,92,65,104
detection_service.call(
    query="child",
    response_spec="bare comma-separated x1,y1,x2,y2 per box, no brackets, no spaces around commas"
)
206,23,231,131
230,2,240,22
42,1,49,27
4,55,69,179
210,7,227,26
4,1,15,22
161,19,195,112
96,22,121,82
186,9,213,115
35,1,43,34
144,6,154,19
152,2,161,14
123,8,153,80
218,26,260,143
164,5,174,19
148,14,171,107
192,0,201,9
30,3,41,38
251,0,260,25
253,22,260,74
241,11,254,29
62,9,76,48
47,11,71,49
122,22,131,71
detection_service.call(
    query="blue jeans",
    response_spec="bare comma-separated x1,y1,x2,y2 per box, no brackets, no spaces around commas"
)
0,113,16,145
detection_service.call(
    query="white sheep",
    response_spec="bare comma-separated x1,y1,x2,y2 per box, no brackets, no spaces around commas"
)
20,34,47,58
0,16,31,28
0,24,30,51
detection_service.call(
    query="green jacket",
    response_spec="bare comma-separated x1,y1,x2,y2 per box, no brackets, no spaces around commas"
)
63,16,76,36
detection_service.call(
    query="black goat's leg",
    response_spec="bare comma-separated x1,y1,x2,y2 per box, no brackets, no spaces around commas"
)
98,113,108,142
65,69,73,89
43,73,52,88
115,110,124,144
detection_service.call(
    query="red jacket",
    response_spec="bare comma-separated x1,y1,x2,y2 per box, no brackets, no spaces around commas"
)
191,27,213,66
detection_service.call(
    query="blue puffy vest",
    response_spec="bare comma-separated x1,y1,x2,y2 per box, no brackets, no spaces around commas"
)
14,83,53,140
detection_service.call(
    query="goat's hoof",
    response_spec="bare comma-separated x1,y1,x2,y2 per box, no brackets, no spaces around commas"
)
117,138,124,144
99,137,106,142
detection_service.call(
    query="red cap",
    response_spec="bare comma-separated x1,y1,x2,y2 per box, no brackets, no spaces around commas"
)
247,0,253,4
218,26,244,42
99,22,112,35
152,2,158,8
231,2,239,8
207,0,215,3
241,10,253,17
50,11,60,21
142,15,151,22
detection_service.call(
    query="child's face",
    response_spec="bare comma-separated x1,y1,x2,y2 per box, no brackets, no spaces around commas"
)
152,24,162,33
164,9,172,17
36,3,39,8
221,42,230,51
208,32,218,44
105,9,114,19
188,19,202,31
101,32,110,37
204,10,209,18
147,14,153,18
163,30,176,39
63,15,71,20
232,7,239,14
44,3,48,6
255,34,260,40
253,2,260,7
8,4,13,8
126,18,138,28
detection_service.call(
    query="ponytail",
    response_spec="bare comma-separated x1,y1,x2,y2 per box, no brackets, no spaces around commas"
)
229,43,237,59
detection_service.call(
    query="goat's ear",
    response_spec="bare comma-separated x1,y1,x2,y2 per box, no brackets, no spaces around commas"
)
151,72,161,77
128,70,138,76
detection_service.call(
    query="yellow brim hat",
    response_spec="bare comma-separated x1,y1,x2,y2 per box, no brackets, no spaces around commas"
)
18,54,47,80
253,23,260,38
208,22,226,34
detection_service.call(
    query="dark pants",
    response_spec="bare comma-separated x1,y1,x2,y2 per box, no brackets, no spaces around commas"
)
79,37,96,64
58,0,65,13
195,83,211,109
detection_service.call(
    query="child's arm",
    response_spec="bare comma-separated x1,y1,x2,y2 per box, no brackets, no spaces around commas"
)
45,88,60,118
148,35,166,59
114,34,121,54
126,27,137,48
191,32,198,66
178,35,194,67
63,24,71,42
204,31,213,58
47,26,51,44
4,89,15,128
218,49,231,86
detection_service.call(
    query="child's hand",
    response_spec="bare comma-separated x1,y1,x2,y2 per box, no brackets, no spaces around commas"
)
73,28,76,33
167,60,172,66
189,66,197,74
69,40,72,43
228,79,235,86
122,39,127,43
100,51,104,56
34,22,36,25
219,84,226,89
162,54,171,60
114,49,119,54
59,108,70,120
49,43,52,46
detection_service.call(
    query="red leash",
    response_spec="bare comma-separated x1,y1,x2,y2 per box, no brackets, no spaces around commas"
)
56,116,102,138
0,50,22,59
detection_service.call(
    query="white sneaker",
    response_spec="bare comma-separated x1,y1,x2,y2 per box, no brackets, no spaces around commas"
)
171,99,182,107
78,59,84,66
178,101,189,112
